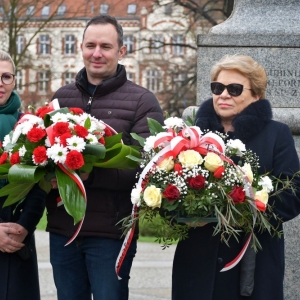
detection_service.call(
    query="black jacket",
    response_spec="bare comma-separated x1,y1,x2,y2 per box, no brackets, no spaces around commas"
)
172,99,300,300
46,64,164,239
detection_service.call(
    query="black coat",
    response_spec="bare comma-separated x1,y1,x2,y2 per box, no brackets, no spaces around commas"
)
0,186,46,300
172,99,300,300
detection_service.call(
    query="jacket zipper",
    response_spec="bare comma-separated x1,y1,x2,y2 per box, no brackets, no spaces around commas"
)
86,96,93,113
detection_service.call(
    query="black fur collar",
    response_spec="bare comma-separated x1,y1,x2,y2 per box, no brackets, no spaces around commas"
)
195,98,273,143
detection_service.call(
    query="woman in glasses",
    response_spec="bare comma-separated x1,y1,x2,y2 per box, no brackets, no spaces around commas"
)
172,54,300,300
0,50,46,300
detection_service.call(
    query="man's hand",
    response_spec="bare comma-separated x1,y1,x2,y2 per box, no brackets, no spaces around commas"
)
0,223,25,253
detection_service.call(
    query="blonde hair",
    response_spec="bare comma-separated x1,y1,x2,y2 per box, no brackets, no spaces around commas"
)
210,54,267,99
0,50,15,73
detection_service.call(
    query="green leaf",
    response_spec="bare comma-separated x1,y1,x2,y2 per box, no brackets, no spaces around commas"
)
1,182,35,207
39,176,52,194
84,117,91,130
82,144,106,159
130,133,145,147
55,166,86,225
104,133,123,148
8,164,45,183
147,118,164,135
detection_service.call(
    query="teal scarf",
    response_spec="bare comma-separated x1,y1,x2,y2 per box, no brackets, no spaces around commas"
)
0,90,21,141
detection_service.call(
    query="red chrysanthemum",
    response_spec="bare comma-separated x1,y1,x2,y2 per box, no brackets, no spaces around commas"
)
0,152,8,164
59,132,73,147
10,152,20,165
74,124,88,138
69,107,84,115
27,126,47,143
53,122,71,137
33,146,48,164
65,150,84,170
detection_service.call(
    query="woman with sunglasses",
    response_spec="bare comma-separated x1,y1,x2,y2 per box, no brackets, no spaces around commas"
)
172,54,300,300
0,50,46,300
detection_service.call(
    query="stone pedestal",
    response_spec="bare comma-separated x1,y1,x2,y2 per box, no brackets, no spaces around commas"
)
184,1,300,298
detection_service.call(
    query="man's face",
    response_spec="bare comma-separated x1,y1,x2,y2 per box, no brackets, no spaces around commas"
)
81,23,126,85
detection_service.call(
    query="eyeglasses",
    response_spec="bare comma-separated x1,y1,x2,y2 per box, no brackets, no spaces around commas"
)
0,73,15,85
210,82,251,97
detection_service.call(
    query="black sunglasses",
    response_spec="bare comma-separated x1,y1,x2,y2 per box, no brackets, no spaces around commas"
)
210,82,251,97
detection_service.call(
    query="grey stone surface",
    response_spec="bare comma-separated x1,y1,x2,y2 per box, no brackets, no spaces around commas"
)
191,0,300,299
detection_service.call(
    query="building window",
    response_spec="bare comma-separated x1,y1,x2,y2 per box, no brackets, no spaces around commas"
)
173,73,186,90
57,5,66,16
146,69,161,93
41,5,50,16
172,35,184,56
39,35,50,55
38,71,50,93
15,70,23,92
100,4,109,14
64,35,75,55
124,35,134,54
127,72,135,82
151,35,164,54
16,35,25,54
127,4,136,14
64,72,75,85
26,5,34,16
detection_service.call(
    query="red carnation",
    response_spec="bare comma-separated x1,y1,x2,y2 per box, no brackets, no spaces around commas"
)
33,146,48,164
186,175,205,189
27,126,47,142
98,137,105,145
10,152,20,165
163,184,180,202
174,163,183,175
0,141,2,148
53,122,70,137
36,106,53,118
104,127,113,136
228,186,245,204
0,152,8,164
74,124,89,138
65,150,84,170
59,132,73,147
214,166,225,179
69,107,84,115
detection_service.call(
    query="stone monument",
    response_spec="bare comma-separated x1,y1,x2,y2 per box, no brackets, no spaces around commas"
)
183,0,300,299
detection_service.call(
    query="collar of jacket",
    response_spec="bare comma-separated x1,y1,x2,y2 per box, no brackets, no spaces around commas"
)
195,98,273,143
75,64,127,97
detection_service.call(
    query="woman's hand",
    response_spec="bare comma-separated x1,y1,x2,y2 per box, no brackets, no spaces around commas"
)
0,223,25,253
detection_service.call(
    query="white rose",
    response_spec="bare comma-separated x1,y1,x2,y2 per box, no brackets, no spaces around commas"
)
131,186,142,206
255,189,269,205
204,152,223,172
241,163,253,183
157,157,174,172
258,176,274,193
144,185,162,208
178,150,203,168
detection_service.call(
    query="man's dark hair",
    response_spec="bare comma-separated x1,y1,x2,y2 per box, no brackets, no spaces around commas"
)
82,15,123,48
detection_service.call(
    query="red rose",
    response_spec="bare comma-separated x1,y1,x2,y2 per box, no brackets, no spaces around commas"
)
10,152,20,165
69,107,84,115
59,132,73,147
0,152,8,164
228,186,245,204
174,163,183,175
27,126,47,142
214,166,225,179
186,175,205,189
65,150,84,170
53,122,70,137
255,200,266,212
162,184,180,202
33,146,48,164
74,124,89,138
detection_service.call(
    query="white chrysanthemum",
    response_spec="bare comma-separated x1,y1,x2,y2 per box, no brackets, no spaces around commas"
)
66,136,86,151
131,186,142,206
2,134,12,148
144,136,157,152
258,176,274,193
86,134,98,144
51,112,69,123
19,145,27,157
45,137,51,148
46,144,68,164
226,139,246,156
163,117,185,129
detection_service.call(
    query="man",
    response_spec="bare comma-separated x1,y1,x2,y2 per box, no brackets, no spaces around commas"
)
46,15,164,300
